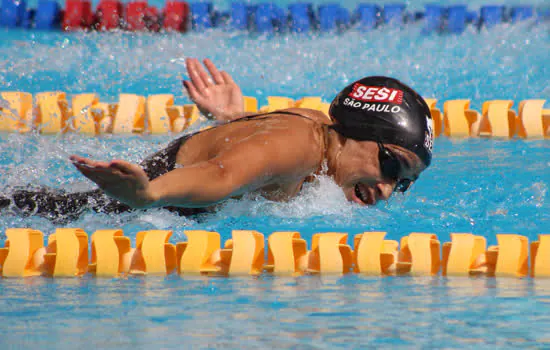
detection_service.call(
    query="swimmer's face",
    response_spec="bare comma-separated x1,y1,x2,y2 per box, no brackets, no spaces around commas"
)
333,140,426,206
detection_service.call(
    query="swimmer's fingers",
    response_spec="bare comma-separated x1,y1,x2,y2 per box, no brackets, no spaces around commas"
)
109,160,149,182
71,155,119,178
108,160,136,175
192,58,214,88
72,161,118,178
72,164,113,187
186,58,208,92
183,80,202,102
69,154,91,165
70,155,110,169
203,58,225,85
220,71,235,85
73,162,132,189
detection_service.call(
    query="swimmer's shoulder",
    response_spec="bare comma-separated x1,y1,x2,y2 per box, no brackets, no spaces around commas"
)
278,108,333,125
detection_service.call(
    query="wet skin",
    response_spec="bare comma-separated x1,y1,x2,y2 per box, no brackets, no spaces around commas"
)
71,108,426,210
71,57,426,210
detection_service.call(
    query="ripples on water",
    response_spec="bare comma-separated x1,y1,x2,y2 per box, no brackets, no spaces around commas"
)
1,20,549,106
3,275,550,348
0,20,549,243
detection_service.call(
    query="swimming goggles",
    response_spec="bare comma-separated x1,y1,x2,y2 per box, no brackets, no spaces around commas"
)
377,142,417,193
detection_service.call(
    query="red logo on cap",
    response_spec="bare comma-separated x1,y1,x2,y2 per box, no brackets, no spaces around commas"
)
348,84,403,104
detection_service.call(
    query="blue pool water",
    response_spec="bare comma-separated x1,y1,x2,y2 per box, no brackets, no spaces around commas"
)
1,1,550,348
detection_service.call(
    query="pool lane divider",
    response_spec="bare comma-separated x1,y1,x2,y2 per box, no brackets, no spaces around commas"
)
1,229,549,278
0,92,548,138
0,91,200,135
0,1,547,33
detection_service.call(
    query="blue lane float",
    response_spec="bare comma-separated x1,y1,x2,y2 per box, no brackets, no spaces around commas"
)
213,10,229,28
480,5,504,29
22,8,34,28
354,4,378,31
34,0,61,30
254,3,285,33
230,2,247,30
510,6,533,23
537,7,550,22
288,2,313,33
447,5,468,34
422,4,443,34
0,0,27,27
338,5,350,29
190,2,212,30
318,4,350,32
383,3,406,26
0,1,546,33
245,4,256,30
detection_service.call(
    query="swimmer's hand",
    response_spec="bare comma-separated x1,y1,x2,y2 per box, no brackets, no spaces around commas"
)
70,155,156,209
183,58,245,122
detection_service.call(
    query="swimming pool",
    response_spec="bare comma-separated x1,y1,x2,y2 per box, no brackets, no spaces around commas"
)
1,0,549,348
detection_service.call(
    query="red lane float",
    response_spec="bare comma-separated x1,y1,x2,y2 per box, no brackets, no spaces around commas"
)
125,1,147,31
163,1,189,32
62,0,93,31
96,0,123,31
144,6,160,32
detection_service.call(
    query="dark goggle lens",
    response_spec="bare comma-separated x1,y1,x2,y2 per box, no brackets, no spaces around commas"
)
378,143,415,193
378,143,402,180
395,178,413,192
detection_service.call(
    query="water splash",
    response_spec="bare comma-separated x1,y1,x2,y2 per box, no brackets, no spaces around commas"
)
1,19,549,244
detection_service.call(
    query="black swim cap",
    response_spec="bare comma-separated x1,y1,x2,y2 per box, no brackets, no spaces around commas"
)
329,76,434,167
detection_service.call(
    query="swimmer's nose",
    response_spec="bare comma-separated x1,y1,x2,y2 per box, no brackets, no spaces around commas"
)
375,183,394,201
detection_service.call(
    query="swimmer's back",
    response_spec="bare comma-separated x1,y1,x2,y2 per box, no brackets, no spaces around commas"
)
175,109,331,167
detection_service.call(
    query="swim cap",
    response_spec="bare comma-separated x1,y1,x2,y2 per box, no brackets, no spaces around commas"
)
329,76,434,167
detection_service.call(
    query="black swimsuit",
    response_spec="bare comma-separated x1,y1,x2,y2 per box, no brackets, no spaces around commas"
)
0,111,319,221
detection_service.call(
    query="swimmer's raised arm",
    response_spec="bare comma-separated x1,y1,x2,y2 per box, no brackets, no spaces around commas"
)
183,58,248,122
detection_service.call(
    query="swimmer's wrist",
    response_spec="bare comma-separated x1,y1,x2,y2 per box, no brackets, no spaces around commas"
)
212,106,246,122
140,189,161,209
142,184,182,209
122,187,160,209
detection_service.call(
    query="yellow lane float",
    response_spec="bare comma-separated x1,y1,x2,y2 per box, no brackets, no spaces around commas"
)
517,100,550,139
34,92,72,134
424,98,442,137
0,91,548,138
478,100,516,139
0,92,33,132
1,229,549,278
72,93,102,135
443,99,481,138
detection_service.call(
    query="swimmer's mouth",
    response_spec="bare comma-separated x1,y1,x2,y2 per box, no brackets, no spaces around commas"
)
355,184,374,205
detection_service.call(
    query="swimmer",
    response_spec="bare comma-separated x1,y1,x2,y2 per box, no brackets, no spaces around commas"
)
0,58,434,220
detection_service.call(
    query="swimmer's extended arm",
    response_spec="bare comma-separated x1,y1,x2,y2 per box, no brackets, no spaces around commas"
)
183,58,246,122
71,130,321,209
148,133,319,207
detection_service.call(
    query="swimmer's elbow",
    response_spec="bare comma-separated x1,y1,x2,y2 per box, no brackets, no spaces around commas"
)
186,167,242,205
